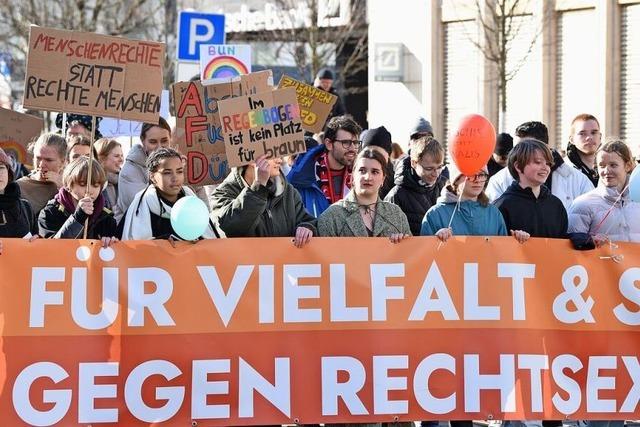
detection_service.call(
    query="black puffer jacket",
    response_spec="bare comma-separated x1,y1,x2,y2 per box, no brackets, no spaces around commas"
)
39,199,117,239
0,182,37,237
383,155,447,236
493,181,568,238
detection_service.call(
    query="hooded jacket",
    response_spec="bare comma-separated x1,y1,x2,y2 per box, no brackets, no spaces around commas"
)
568,180,640,242
493,181,568,238
384,155,447,236
0,182,38,237
486,149,593,210
116,144,148,222
318,191,411,237
420,186,507,237
210,167,316,238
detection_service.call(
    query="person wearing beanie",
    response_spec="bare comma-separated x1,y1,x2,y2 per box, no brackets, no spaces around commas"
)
410,117,434,140
55,113,103,140
313,67,346,121
361,126,395,198
0,147,38,238
487,132,513,178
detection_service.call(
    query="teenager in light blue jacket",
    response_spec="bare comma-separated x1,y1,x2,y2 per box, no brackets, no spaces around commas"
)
421,165,507,240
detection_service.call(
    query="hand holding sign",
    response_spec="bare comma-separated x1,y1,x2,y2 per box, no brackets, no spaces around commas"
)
449,114,496,176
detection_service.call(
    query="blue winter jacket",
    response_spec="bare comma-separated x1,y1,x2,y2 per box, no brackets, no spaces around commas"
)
286,144,330,217
420,187,507,237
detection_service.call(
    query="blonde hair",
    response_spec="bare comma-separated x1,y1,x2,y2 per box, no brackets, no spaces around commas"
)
94,138,121,161
28,132,67,165
62,156,106,189
597,137,633,167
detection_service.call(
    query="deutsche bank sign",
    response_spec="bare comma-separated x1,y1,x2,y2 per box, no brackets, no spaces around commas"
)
177,11,226,61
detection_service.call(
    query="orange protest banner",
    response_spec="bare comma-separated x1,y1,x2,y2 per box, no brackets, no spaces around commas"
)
0,236,639,425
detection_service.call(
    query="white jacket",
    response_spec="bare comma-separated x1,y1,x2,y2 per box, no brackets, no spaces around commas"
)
568,183,640,243
486,162,594,210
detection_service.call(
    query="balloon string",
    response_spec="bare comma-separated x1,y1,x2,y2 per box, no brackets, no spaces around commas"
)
437,178,466,251
590,183,629,237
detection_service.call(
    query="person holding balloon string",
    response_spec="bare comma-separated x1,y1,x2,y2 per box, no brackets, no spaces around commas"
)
567,138,640,251
119,147,220,241
420,163,508,242
38,156,118,246
210,153,315,247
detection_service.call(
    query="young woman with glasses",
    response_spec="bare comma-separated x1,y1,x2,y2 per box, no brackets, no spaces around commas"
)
420,165,508,241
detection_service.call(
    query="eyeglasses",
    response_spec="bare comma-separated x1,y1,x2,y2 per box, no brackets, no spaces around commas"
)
419,163,446,174
333,139,361,149
469,172,489,182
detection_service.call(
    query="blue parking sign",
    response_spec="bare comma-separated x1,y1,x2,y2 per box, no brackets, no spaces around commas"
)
177,11,225,62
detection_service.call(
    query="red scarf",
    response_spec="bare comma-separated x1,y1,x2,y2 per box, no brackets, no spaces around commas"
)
316,152,352,203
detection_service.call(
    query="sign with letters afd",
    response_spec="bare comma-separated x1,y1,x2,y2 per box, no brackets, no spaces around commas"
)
177,11,225,62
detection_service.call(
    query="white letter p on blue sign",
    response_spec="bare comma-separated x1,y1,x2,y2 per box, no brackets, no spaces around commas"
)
177,11,225,61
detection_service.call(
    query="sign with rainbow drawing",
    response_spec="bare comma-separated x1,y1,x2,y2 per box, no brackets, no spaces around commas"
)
199,44,251,84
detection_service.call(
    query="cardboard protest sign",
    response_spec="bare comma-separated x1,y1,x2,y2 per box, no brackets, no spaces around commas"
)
23,26,164,122
278,75,337,133
172,70,274,185
0,108,43,166
199,44,251,84
99,90,171,138
218,86,305,167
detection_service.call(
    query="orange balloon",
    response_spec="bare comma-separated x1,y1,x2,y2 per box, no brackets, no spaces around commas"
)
449,114,496,176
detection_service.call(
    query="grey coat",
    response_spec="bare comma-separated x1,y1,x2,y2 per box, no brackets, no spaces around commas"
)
318,191,412,237
116,144,148,222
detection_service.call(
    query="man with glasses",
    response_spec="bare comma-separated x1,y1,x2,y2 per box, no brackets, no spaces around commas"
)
287,115,362,217
385,135,447,235
565,113,601,187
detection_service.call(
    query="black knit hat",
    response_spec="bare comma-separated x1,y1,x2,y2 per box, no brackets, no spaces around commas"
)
361,126,392,155
495,133,514,156
55,113,103,139
316,68,335,80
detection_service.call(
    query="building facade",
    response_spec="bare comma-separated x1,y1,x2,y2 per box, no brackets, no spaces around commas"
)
368,0,640,156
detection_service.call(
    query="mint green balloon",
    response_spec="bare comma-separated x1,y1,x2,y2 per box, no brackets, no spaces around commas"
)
170,196,209,240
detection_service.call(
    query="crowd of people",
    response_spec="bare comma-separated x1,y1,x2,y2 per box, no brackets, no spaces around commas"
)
0,74,637,426
0,106,637,256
